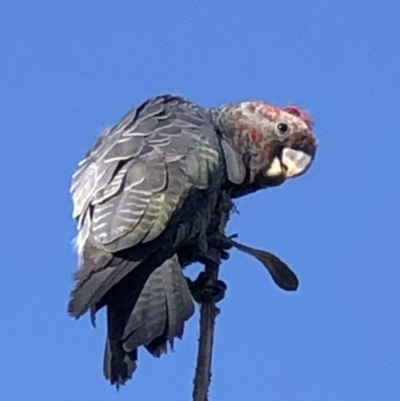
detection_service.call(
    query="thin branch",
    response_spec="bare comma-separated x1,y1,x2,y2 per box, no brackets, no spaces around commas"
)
192,254,220,401
192,194,233,401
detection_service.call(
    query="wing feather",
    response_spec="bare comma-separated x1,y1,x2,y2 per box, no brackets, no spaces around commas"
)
71,94,224,289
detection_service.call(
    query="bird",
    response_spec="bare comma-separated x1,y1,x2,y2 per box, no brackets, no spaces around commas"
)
68,94,317,386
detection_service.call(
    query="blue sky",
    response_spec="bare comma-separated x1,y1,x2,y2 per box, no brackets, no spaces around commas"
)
1,1,399,400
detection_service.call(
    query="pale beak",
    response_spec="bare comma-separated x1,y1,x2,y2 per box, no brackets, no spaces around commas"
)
281,148,312,178
265,156,285,178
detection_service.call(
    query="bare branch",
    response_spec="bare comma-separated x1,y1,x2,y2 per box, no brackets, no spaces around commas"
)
192,194,233,401
192,255,220,401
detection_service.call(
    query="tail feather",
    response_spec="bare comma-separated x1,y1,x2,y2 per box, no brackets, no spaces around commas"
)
103,254,194,386
122,261,169,351
103,338,137,387
161,255,195,344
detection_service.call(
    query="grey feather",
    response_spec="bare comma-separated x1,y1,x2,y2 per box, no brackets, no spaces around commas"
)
161,254,195,343
122,255,194,354
221,139,246,185
68,94,230,385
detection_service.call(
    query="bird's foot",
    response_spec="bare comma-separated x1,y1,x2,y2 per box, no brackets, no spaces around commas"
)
187,271,227,304
207,233,235,251
201,232,237,262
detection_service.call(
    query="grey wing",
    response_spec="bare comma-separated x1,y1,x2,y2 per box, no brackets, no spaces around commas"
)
69,95,223,314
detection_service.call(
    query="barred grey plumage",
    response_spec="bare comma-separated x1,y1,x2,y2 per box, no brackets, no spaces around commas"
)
68,94,317,386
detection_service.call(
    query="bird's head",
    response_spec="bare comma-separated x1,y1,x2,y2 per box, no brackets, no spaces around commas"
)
217,100,318,196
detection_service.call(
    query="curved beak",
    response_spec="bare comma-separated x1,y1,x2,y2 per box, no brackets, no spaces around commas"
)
281,148,313,178
265,148,313,181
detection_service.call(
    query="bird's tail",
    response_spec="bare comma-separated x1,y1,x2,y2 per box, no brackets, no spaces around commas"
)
103,254,195,386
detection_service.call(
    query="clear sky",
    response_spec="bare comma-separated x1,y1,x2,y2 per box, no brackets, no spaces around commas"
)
1,1,399,400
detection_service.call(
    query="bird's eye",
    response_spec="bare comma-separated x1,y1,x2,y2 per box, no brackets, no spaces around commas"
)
277,123,288,133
